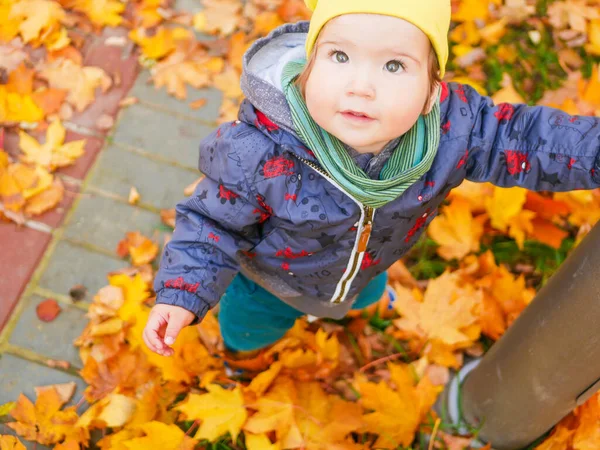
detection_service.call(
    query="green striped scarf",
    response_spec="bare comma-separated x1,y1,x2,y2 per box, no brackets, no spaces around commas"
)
281,60,440,209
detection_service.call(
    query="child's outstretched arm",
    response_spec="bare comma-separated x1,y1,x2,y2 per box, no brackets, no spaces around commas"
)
443,81,600,191
151,122,271,335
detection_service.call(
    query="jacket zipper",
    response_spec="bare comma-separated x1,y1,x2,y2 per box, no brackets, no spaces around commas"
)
291,154,375,304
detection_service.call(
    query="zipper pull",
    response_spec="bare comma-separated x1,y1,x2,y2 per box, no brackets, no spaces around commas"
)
357,223,372,252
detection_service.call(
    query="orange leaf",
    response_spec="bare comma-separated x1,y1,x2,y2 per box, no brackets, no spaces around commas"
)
7,63,35,95
7,388,85,446
24,177,64,216
31,88,67,116
36,298,62,322
479,292,506,341
524,191,571,220
528,217,569,249
189,98,207,110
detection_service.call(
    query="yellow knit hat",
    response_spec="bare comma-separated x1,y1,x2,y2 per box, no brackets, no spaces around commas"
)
304,0,450,77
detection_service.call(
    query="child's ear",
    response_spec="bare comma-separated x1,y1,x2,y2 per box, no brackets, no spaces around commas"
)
423,82,441,115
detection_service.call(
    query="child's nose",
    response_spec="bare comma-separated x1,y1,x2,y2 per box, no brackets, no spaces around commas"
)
346,69,375,99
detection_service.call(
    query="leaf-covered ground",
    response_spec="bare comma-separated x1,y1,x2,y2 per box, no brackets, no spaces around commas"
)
2,0,600,448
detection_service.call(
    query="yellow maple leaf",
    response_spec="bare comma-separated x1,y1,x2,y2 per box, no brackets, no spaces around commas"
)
448,179,493,212
492,74,526,104
133,0,163,28
0,162,52,213
39,59,112,112
246,361,283,398
142,321,221,383
0,1,21,42
0,86,44,123
96,394,136,428
579,64,600,109
122,421,196,450
110,273,150,323
66,0,124,27
151,55,211,100
130,27,192,60
19,120,85,171
452,0,490,23
77,392,136,429
9,0,67,46
7,388,86,446
177,384,247,442
393,271,481,346
506,209,536,249
296,382,364,450
388,363,442,421
449,21,481,46
280,348,318,368
479,18,509,44
244,377,302,447
485,186,528,232
428,197,484,260
315,328,339,361
192,0,242,36
245,433,281,450
96,428,142,450
357,379,420,448
0,436,26,450
586,19,600,55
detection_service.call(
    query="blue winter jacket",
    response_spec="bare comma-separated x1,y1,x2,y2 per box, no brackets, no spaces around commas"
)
154,22,600,321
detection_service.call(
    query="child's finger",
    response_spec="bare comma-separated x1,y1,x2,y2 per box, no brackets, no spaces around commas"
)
142,328,159,353
144,313,168,353
164,315,186,347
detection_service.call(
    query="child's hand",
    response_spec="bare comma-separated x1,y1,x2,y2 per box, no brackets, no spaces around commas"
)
143,304,196,357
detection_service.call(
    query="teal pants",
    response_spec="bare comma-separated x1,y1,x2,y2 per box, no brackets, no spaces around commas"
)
219,272,388,351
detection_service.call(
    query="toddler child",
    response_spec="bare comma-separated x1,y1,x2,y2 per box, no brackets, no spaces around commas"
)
143,0,600,357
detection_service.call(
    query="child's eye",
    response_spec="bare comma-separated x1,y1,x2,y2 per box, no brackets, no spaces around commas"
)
328,50,349,63
385,59,405,73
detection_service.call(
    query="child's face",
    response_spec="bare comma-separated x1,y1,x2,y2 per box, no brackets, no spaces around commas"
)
305,14,433,155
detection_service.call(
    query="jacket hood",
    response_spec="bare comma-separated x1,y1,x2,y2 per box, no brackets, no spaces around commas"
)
240,21,309,137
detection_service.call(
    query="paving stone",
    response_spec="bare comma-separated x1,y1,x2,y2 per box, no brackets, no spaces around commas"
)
0,353,87,408
8,295,87,368
37,240,128,297
111,102,215,168
87,144,199,210
130,71,223,122
0,225,52,332
63,193,165,253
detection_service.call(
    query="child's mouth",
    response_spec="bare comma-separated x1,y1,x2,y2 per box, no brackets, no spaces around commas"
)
340,110,374,123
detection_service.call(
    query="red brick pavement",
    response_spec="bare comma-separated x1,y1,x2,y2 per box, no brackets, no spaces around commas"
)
0,27,140,332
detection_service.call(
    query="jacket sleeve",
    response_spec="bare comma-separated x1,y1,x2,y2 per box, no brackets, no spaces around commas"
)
444,82,600,190
153,122,269,322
